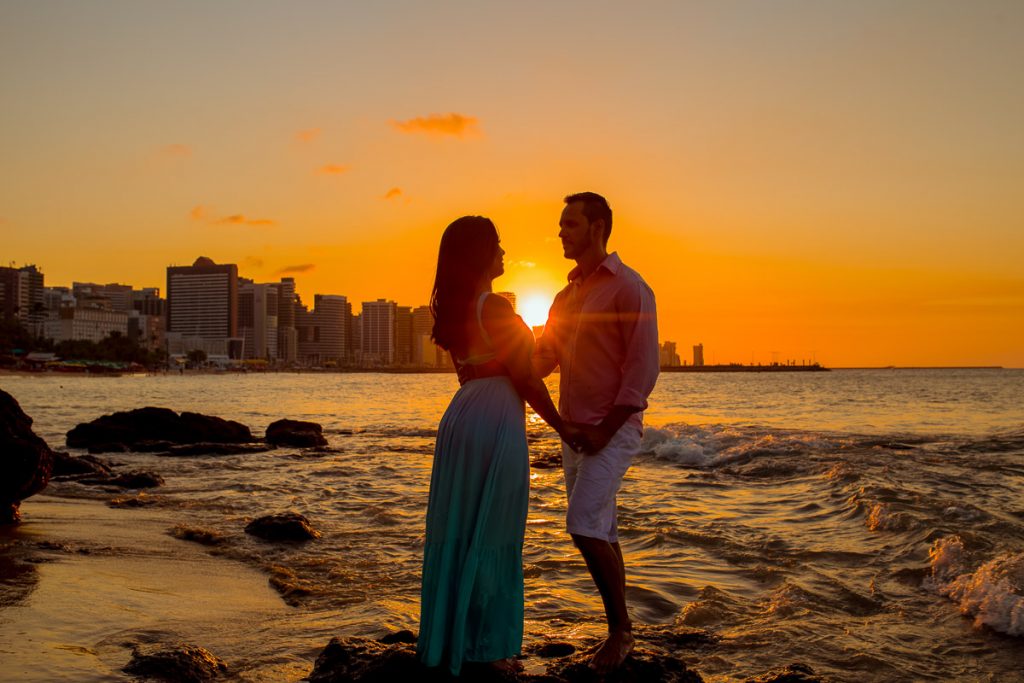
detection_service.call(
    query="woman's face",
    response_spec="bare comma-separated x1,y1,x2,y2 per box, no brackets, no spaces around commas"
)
489,240,505,279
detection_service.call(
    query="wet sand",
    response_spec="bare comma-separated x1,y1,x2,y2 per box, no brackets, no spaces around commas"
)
0,496,290,682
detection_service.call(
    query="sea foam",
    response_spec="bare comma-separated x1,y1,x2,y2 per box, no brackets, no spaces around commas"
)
928,535,1024,636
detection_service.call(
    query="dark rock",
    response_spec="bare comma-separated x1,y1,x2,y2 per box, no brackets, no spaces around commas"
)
159,442,274,457
123,642,228,682
743,663,824,683
546,643,704,683
378,629,417,645
265,419,328,447
108,471,165,489
170,525,225,546
52,451,112,478
244,512,321,541
0,389,55,524
532,642,577,658
66,407,253,450
309,637,437,683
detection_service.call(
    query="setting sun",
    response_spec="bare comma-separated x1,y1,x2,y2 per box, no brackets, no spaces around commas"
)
518,293,553,330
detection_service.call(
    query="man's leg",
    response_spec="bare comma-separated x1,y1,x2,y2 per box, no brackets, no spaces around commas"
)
572,534,634,673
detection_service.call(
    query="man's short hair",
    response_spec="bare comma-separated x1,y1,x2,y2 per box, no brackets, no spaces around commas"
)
564,192,612,244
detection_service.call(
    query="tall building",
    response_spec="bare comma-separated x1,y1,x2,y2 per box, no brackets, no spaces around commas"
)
361,299,396,366
660,341,681,368
0,265,45,333
166,257,238,356
295,294,350,366
238,279,280,360
412,305,443,367
395,305,413,366
276,277,298,364
693,343,705,367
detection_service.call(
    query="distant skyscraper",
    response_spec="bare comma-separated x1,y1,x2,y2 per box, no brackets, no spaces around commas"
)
166,257,238,355
693,343,705,367
361,299,396,366
412,305,441,367
238,279,280,360
0,265,44,333
495,291,516,311
660,341,681,368
72,282,133,312
276,278,298,364
395,305,413,366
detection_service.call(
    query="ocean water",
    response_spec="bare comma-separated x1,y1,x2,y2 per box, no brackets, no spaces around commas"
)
2,369,1023,681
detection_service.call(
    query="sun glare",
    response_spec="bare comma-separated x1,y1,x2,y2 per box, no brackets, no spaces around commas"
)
519,293,552,330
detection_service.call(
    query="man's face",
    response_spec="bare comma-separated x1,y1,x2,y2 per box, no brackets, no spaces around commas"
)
559,201,597,260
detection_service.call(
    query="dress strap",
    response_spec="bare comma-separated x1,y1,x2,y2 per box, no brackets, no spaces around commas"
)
475,292,494,348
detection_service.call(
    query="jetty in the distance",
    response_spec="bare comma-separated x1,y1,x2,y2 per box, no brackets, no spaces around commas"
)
660,363,830,373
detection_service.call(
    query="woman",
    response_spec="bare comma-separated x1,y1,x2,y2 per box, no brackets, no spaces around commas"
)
417,216,573,676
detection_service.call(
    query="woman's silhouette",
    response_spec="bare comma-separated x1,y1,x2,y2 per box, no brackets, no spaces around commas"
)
417,216,573,675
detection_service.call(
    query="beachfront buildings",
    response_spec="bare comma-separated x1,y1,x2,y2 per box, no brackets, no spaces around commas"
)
295,293,351,366
361,299,396,366
166,257,239,357
238,280,280,361
0,265,45,334
660,341,681,368
693,343,705,367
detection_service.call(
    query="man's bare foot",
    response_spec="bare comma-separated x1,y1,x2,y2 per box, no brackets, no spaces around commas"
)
588,629,634,675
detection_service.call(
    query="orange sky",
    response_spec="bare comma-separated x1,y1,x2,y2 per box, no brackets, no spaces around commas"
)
1,2,1022,367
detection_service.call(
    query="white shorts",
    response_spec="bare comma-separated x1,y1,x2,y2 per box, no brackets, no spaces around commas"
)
562,425,641,543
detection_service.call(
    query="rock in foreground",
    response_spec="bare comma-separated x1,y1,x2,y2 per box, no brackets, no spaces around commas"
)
265,419,328,447
123,642,228,682
245,512,321,541
0,389,54,524
66,407,253,450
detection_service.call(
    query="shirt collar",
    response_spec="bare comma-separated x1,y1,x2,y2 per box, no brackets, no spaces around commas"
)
567,251,622,283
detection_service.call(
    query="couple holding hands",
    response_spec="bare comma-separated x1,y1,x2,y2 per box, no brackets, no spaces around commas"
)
419,192,659,677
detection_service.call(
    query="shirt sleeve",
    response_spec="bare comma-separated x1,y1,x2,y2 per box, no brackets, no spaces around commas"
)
614,279,660,410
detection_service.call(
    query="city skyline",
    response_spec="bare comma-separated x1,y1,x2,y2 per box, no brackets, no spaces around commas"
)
3,3,1023,367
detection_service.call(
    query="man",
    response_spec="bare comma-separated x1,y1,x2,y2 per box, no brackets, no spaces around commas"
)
534,192,660,674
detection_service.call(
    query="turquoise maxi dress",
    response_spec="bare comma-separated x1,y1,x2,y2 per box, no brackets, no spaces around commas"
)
418,296,531,675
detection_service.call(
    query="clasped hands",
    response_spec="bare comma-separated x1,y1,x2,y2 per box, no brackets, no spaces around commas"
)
561,422,613,455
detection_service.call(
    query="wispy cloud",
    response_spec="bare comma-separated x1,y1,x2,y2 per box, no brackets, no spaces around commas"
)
317,164,351,175
218,214,277,227
390,113,480,138
383,187,403,200
161,144,192,158
189,205,207,221
243,256,265,269
276,263,315,274
296,128,321,143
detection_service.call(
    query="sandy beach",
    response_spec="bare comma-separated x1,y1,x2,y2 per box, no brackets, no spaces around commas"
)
0,495,295,682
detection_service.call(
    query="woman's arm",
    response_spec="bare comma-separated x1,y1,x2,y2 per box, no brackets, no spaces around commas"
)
481,294,568,440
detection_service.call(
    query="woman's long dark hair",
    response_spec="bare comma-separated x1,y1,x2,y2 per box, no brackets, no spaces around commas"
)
430,216,499,352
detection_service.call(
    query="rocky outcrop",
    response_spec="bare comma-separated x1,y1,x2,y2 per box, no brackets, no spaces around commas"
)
245,512,321,541
123,643,228,681
0,389,54,524
52,451,112,478
308,635,706,683
265,419,328,448
308,632,824,683
66,407,253,451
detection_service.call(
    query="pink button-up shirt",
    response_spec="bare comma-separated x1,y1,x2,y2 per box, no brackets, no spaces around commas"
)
534,252,660,433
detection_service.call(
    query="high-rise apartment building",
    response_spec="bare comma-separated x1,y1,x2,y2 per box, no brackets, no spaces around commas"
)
276,278,298,364
693,343,705,367
0,265,44,333
660,341,681,367
166,257,238,356
361,299,396,366
395,305,413,366
295,294,350,366
238,279,280,360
